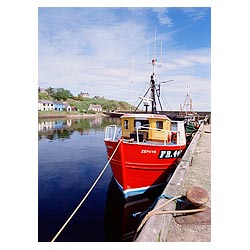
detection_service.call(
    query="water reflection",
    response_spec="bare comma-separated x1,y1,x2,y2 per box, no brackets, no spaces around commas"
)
104,177,165,241
38,115,121,140
38,116,121,241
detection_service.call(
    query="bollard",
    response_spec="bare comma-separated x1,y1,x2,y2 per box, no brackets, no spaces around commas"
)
186,186,209,207
175,186,211,225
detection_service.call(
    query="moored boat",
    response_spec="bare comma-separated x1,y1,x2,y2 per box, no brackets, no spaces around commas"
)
104,58,187,198
103,110,125,118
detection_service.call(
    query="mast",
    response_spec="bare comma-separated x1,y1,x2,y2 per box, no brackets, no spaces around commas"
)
151,27,157,114
134,30,173,114
182,85,194,116
150,59,157,113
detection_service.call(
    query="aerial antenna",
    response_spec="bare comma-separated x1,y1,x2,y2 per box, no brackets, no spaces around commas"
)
136,28,174,114
146,41,150,63
160,41,163,66
130,24,136,112
154,27,157,60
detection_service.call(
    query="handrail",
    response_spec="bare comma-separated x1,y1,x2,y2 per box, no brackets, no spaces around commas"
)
105,124,182,144
105,125,117,141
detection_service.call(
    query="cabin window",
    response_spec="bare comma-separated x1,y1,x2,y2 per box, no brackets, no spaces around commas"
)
134,120,149,129
156,121,163,130
171,123,177,131
124,120,129,129
134,120,142,129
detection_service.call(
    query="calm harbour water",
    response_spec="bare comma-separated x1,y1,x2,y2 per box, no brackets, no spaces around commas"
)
38,115,164,242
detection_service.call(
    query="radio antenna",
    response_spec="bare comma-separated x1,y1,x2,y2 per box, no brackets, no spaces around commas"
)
154,27,157,60
130,24,136,111
160,41,163,65
146,41,150,63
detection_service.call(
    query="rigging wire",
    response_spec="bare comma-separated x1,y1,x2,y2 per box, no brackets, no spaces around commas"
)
161,92,173,112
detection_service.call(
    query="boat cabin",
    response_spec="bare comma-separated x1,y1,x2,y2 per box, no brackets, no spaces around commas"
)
120,113,179,143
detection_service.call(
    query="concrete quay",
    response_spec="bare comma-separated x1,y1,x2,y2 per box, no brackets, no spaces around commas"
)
135,123,211,242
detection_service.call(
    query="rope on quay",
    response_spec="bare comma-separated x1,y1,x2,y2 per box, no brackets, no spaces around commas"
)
135,195,207,235
51,139,123,242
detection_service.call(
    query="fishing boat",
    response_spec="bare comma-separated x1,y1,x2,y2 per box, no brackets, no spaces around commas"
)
104,58,187,198
103,110,125,118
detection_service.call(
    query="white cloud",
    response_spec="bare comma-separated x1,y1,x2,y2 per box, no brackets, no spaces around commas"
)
182,8,208,22
152,8,173,27
39,8,210,110
164,48,210,71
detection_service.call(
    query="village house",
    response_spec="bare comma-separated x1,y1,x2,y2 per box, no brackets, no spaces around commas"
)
88,104,102,112
38,100,54,111
38,87,48,95
64,103,72,112
70,106,78,111
53,100,65,111
38,100,72,112
78,92,90,98
93,95,104,99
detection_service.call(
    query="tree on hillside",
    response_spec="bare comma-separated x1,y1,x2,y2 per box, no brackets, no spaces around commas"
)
46,87,55,97
38,93,50,100
52,88,73,101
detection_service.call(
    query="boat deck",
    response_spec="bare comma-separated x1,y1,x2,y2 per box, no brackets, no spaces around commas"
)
122,139,178,146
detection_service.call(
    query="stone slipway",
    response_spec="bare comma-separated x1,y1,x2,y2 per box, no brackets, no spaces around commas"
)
135,123,211,242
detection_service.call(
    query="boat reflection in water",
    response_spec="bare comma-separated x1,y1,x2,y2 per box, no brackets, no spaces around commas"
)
104,176,170,241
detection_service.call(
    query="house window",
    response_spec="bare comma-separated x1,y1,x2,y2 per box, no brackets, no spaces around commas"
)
156,121,163,130
124,120,129,129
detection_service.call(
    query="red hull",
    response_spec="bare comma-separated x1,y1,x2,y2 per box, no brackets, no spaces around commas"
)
104,139,186,196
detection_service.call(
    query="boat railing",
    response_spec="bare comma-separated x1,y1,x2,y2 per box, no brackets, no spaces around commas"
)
136,125,181,145
105,125,119,141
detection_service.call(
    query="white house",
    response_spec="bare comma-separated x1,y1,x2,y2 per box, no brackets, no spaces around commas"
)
65,105,72,112
78,92,90,98
38,100,54,111
88,104,102,112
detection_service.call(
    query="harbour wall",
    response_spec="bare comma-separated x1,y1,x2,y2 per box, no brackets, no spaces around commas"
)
135,122,211,241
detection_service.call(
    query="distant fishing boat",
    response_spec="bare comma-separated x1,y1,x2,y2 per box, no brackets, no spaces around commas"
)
103,110,125,118
178,86,201,144
104,57,187,198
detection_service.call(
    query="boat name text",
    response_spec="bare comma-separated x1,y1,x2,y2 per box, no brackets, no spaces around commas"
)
141,149,157,154
158,150,182,159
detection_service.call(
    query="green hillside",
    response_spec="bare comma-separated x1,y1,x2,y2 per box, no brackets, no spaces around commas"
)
68,97,133,113
38,87,135,114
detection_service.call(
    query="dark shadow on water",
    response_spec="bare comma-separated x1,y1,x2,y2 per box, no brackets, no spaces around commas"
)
104,177,167,242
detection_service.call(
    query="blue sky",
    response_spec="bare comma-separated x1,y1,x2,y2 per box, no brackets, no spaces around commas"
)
39,7,211,111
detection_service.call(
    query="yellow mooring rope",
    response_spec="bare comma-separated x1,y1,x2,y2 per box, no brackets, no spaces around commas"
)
51,139,122,242
135,195,207,234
